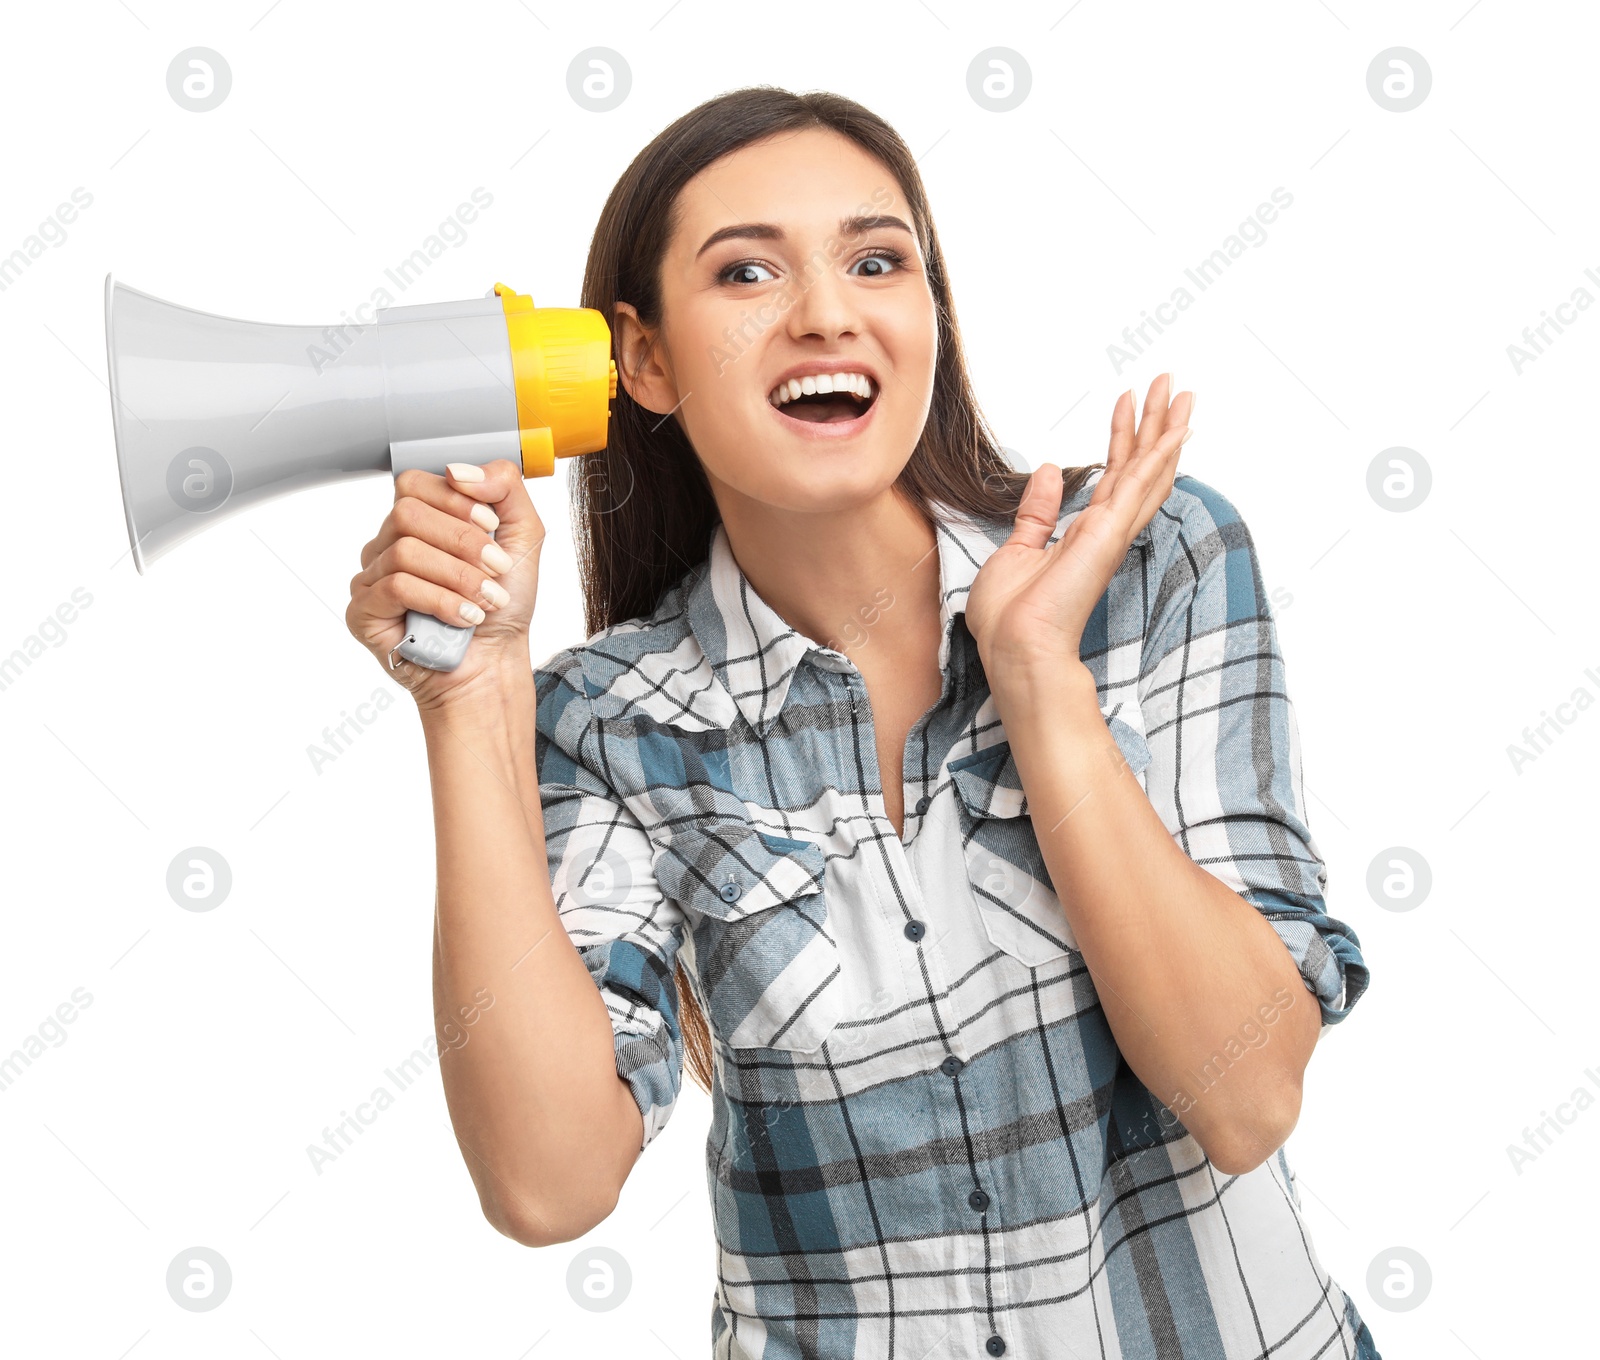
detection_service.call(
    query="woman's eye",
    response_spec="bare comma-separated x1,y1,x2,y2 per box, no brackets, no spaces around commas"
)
851,250,906,278
721,260,777,285
719,249,907,286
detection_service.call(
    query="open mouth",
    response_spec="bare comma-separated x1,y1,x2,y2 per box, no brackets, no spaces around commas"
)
767,372,879,425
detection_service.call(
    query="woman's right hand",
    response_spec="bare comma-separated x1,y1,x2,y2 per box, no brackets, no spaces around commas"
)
345,459,545,713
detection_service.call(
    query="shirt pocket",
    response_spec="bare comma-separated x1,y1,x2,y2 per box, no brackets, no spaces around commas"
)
948,741,1080,966
653,816,842,1053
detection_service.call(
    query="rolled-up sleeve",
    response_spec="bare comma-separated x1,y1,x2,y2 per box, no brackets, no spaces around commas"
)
1136,477,1370,1028
534,649,687,1150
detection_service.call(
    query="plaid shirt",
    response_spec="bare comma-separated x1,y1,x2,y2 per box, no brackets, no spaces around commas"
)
534,470,1376,1360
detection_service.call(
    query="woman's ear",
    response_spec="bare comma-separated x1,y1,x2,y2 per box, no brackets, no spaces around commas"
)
612,301,677,415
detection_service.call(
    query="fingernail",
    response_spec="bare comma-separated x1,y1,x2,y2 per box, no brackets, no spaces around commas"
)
447,462,486,483
1180,428,1194,446
1188,392,1198,418
480,578,511,609
482,541,514,574
470,503,499,532
459,600,486,624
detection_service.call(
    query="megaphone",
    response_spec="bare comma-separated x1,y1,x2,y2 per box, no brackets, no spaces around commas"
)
104,274,617,671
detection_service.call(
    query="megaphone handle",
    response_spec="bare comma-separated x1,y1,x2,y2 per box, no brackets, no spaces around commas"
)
389,523,498,673
394,608,476,673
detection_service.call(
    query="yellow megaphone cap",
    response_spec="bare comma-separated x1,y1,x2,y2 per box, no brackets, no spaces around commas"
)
493,282,617,478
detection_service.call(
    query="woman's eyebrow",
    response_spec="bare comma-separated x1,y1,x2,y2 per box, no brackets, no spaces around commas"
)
694,214,914,260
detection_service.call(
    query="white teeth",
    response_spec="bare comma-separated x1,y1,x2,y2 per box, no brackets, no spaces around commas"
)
768,372,876,407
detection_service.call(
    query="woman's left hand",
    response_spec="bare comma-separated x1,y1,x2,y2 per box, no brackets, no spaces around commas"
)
965,373,1194,679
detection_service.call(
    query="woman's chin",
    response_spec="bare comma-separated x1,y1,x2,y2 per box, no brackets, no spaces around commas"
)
759,464,912,516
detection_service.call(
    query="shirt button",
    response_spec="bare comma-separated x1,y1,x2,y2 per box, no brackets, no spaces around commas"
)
940,1054,963,1077
914,794,930,815
968,1188,989,1212
718,881,742,903
986,1336,1007,1356
903,919,926,942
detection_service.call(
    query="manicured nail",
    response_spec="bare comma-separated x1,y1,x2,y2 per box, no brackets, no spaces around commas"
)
1188,392,1197,418
458,600,486,624
480,579,511,609
447,462,485,482
481,541,514,574
1179,427,1194,446
469,503,499,532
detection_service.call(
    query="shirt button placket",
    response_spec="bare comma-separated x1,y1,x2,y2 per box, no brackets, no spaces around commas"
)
943,1005,995,1355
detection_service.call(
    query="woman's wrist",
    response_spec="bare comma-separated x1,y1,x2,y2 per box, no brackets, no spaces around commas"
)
985,648,1098,716
414,650,535,727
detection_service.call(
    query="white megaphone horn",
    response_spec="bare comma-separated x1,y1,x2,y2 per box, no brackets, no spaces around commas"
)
103,273,617,671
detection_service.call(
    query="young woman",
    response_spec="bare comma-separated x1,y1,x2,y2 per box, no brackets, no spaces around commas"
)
345,87,1377,1360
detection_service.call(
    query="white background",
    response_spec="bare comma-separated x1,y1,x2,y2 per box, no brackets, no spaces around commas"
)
1,0,1592,1355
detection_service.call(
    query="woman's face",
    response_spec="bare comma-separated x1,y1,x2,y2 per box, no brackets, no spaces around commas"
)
615,127,939,515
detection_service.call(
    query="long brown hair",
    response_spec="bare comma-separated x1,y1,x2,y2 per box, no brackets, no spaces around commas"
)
573,86,1100,1097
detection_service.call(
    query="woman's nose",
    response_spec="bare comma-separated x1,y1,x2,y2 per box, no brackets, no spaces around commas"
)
784,264,861,342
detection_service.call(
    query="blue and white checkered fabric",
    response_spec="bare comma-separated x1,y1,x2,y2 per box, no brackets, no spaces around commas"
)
535,470,1376,1359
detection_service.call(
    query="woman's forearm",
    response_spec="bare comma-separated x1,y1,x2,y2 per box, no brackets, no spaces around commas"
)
420,659,643,1245
994,663,1322,1175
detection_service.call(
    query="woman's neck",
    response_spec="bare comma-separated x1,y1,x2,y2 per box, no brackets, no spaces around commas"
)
715,486,943,665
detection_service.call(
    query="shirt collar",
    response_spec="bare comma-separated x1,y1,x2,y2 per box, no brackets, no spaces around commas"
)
684,501,1008,738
